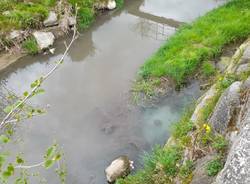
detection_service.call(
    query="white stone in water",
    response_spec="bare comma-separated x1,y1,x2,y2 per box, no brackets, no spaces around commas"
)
33,31,55,50
107,0,116,10
105,156,133,183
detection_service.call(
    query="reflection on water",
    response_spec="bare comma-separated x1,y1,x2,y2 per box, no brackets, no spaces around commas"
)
140,0,226,22
0,0,224,183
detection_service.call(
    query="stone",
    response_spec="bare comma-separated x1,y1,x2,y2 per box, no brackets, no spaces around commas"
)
241,76,250,91
68,16,76,26
95,0,116,10
33,31,55,50
191,154,216,184
7,30,24,40
191,85,217,123
238,44,250,65
105,156,133,183
236,63,250,75
214,94,250,184
43,11,58,27
209,81,241,134
107,0,116,10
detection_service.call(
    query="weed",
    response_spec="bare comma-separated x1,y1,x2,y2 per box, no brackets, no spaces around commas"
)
22,37,39,55
202,61,216,77
206,157,224,176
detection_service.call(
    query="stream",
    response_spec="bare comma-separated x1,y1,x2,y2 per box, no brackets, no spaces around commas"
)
0,0,225,183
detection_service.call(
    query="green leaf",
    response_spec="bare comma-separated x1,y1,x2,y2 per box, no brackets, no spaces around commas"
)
16,156,24,164
44,160,54,169
23,91,29,97
3,105,13,114
35,89,45,95
0,135,10,144
45,145,56,159
54,154,61,161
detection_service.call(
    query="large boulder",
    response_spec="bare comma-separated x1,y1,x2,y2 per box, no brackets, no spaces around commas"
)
105,156,133,183
32,31,55,50
214,93,250,184
209,82,241,134
43,11,58,27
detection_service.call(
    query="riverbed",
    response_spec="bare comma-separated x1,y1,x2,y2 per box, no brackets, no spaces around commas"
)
0,0,225,183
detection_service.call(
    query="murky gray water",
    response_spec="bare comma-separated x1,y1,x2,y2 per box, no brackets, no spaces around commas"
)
0,0,225,183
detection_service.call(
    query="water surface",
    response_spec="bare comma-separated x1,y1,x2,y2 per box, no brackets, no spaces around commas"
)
0,0,224,183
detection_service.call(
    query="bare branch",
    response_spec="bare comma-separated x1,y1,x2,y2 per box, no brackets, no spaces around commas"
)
0,7,79,129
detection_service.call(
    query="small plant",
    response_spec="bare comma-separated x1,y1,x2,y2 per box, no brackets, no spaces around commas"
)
22,37,39,55
116,0,124,9
212,135,228,153
206,158,223,176
179,160,194,179
202,61,216,77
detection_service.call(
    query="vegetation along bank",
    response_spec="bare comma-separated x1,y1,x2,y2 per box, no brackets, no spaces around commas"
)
132,0,250,102
0,0,124,66
117,0,250,183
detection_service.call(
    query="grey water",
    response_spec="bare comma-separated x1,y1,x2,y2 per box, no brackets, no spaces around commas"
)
0,0,225,183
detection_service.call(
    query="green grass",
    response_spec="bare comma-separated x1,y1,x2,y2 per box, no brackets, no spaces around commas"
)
138,0,250,87
0,0,52,34
22,37,39,55
202,61,216,77
117,145,183,184
116,0,124,9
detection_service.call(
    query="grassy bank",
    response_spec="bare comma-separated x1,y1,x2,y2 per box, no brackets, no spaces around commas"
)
0,0,124,53
137,0,250,89
117,73,238,184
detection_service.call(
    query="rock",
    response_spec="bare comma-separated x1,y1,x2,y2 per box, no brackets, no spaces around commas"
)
191,154,216,184
214,94,250,184
43,11,58,27
7,30,24,40
241,76,250,90
209,81,241,134
238,44,250,65
2,11,10,16
216,57,231,72
33,31,55,50
68,16,76,26
105,156,133,183
95,0,116,10
191,85,217,123
107,0,116,10
236,63,250,75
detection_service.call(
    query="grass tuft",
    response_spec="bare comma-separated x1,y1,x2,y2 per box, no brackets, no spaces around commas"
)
22,37,39,55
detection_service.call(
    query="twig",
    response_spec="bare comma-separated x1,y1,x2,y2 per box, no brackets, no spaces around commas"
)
15,161,45,169
0,7,78,129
